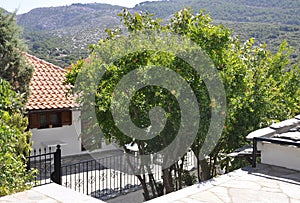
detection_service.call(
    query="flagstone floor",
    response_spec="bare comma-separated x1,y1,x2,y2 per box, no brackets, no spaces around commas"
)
147,164,300,203
0,183,104,203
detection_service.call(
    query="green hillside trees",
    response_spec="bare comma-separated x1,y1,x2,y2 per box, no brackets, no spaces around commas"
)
0,10,33,97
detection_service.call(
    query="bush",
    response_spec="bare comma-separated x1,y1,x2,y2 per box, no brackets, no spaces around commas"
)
182,170,197,186
0,79,34,196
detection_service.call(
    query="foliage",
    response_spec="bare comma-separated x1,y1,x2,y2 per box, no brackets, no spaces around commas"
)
168,8,299,174
0,10,33,97
65,8,300,199
0,79,34,196
181,170,197,186
170,9,300,176
216,39,300,171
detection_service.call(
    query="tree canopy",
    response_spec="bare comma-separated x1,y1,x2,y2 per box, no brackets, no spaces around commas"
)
0,10,33,97
65,8,300,200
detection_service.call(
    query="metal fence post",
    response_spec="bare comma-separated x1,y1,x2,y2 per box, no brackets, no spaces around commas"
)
51,145,62,185
252,138,257,168
86,162,89,195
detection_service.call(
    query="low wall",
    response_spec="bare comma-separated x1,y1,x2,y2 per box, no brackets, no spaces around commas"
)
258,142,300,171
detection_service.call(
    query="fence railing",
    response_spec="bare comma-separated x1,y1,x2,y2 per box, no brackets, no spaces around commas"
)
61,154,162,200
27,146,195,200
26,145,61,186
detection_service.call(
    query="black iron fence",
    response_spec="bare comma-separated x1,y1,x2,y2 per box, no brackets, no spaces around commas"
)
27,145,195,200
26,146,162,200
26,145,61,186
61,156,149,200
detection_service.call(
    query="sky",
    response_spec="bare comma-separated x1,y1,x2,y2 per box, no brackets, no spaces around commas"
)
0,0,161,14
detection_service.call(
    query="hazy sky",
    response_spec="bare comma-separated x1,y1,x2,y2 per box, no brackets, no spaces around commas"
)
0,0,161,14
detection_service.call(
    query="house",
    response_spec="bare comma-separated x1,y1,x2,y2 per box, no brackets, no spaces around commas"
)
25,53,120,156
247,114,300,171
24,53,82,156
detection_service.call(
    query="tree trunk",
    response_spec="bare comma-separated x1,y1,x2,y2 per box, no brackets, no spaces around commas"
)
148,174,157,198
200,159,211,181
124,148,151,201
162,167,174,194
136,174,150,201
174,164,178,191
196,156,201,182
225,156,230,173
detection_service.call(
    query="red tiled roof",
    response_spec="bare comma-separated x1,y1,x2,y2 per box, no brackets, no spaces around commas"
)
25,53,74,110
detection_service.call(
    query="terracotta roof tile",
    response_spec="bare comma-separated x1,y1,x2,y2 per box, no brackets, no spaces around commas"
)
24,53,74,110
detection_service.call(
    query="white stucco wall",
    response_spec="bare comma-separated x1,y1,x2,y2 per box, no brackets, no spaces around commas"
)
30,110,81,156
258,142,300,171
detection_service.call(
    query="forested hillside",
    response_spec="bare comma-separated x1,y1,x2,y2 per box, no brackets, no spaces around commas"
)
137,0,300,25
137,0,300,63
12,0,300,67
16,3,123,67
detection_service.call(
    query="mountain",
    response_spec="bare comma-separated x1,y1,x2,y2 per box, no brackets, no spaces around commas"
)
14,0,300,67
0,8,11,15
17,3,124,67
135,0,300,63
136,0,300,25
17,3,123,31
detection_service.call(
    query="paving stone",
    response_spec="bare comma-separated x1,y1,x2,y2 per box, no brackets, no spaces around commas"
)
279,182,300,199
106,189,144,203
290,198,300,203
237,174,265,182
35,199,59,203
0,195,21,202
0,183,104,203
0,190,59,203
189,190,225,203
257,180,280,189
261,186,282,193
146,164,300,203
179,197,205,203
26,190,50,201
219,179,261,190
208,186,231,203
229,188,290,203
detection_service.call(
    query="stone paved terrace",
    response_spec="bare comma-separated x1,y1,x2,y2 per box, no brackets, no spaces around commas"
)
0,183,104,203
147,164,300,203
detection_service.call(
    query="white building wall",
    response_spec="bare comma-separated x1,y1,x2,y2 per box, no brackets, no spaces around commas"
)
258,142,300,171
30,110,81,156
